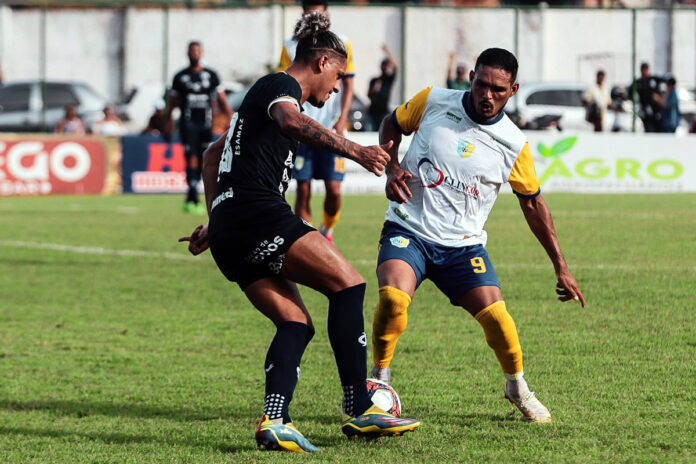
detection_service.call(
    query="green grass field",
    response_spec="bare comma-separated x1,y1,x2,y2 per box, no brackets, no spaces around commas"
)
1,193,695,463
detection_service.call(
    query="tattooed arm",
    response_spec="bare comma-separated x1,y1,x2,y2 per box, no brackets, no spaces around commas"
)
270,101,390,176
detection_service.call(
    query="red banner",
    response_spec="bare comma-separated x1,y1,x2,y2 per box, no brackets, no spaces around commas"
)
0,138,106,196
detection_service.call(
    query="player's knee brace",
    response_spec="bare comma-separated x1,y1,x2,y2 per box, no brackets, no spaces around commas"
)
372,286,411,369
474,301,523,376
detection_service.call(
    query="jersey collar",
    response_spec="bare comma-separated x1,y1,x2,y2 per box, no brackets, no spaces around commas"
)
462,91,505,125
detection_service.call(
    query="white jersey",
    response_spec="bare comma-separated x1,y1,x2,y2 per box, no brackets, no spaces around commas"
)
277,35,355,129
385,87,540,248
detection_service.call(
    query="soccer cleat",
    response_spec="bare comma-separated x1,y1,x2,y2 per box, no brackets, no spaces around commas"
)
341,404,420,439
370,365,392,384
255,415,319,453
505,388,552,423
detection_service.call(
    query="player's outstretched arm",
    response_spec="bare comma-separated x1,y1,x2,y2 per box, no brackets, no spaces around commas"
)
379,114,412,203
271,101,389,176
518,194,586,307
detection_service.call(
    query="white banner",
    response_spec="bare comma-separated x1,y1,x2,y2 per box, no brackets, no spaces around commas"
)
306,132,696,194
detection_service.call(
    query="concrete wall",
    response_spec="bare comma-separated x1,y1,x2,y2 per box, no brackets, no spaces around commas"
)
0,5,693,108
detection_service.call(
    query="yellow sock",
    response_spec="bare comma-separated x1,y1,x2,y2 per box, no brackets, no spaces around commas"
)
474,301,523,376
321,210,341,235
372,286,410,369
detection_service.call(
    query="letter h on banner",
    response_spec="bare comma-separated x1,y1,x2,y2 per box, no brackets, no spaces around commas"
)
147,144,186,173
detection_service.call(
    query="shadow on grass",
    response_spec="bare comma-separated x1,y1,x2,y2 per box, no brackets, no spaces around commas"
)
0,398,251,422
0,425,250,454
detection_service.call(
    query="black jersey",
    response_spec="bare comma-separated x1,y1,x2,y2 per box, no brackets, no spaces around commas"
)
171,67,221,127
211,73,303,216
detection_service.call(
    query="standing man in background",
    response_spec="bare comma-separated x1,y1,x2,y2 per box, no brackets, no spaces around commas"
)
583,70,614,132
166,41,233,215
446,52,470,91
367,44,398,132
277,0,355,243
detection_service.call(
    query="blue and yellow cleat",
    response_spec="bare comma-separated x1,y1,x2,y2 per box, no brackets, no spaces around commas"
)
255,415,319,453
341,405,421,439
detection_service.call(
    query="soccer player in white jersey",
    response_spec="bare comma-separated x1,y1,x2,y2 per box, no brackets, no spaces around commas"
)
369,48,586,423
277,0,355,243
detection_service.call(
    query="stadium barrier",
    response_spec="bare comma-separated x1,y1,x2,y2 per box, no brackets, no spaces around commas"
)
120,134,190,194
0,134,121,196
333,132,696,194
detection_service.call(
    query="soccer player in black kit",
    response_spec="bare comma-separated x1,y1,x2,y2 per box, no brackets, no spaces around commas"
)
179,13,420,453
166,41,232,215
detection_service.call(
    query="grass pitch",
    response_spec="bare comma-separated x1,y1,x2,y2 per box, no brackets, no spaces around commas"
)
1,193,695,463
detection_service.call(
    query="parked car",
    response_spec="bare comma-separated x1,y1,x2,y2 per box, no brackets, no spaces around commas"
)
0,81,109,132
505,82,640,132
224,83,368,132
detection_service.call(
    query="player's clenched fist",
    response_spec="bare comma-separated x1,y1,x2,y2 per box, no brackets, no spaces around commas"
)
356,140,393,176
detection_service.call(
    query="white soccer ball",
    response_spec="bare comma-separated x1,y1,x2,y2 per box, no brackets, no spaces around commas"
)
366,378,402,417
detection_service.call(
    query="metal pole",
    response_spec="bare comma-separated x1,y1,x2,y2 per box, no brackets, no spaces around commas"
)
631,8,637,133
400,4,406,103
40,5,47,132
162,5,169,98
513,7,519,118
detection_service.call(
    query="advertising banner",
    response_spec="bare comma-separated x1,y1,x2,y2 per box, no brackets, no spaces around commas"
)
121,135,189,194
0,136,109,196
341,132,696,194
525,133,696,193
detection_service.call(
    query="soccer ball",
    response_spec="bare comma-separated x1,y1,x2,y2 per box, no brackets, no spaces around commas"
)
366,378,402,417
341,378,403,417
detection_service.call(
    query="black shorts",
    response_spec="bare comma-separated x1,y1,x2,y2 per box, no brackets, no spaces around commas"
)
207,201,315,289
179,124,213,159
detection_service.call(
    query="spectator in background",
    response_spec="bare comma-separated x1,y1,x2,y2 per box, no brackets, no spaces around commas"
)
446,52,470,91
630,62,663,133
367,44,398,131
141,99,168,136
55,105,87,134
653,75,681,133
583,70,614,132
92,104,126,137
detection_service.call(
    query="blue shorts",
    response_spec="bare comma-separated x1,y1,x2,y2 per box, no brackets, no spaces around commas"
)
293,143,346,182
377,221,500,305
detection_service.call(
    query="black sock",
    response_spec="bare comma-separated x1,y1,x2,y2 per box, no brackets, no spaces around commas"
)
264,321,314,423
185,167,200,203
327,283,372,416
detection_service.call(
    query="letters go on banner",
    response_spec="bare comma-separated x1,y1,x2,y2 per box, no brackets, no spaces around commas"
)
0,137,106,196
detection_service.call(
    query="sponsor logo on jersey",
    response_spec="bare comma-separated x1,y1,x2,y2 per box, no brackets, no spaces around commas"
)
417,157,479,198
392,207,409,220
458,139,475,158
446,111,462,123
489,135,512,150
390,236,410,248
417,158,444,188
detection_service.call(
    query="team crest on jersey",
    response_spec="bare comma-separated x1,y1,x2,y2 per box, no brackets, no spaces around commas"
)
458,139,475,158
390,236,410,248
295,156,305,170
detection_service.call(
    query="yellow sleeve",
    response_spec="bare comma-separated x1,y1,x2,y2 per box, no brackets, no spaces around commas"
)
508,142,540,196
393,87,432,135
344,39,356,76
277,45,292,72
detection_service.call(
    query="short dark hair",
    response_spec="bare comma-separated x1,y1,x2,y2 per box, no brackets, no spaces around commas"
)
667,77,676,86
597,70,606,78
302,0,328,9
640,62,649,70
188,41,201,49
474,48,518,83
